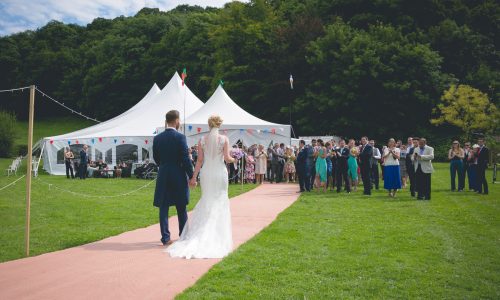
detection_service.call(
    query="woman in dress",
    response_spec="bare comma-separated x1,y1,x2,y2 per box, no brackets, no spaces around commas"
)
399,144,408,188
244,149,255,183
315,139,328,192
284,146,296,183
167,115,236,259
254,144,267,184
347,139,359,191
448,140,465,192
383,138,402,197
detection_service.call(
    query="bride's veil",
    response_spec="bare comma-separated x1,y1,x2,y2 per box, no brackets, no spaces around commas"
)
203,127,221,163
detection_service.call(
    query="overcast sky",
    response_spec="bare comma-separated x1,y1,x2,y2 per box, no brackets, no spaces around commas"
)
0,0,238,36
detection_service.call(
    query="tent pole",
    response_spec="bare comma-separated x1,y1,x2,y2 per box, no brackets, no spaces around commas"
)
183,83,186,135
25,85,35,257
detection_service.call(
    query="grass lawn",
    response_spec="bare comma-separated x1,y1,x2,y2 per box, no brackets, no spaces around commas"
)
0,161,256,263
180,163,499,299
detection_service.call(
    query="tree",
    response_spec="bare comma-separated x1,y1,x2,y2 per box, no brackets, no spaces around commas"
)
0,111,17,157
297,21,448,138
431,84,498,140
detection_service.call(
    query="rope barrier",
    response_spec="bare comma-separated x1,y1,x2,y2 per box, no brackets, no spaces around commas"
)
35,87,100,123
35,177,156,199
0,86,31,93
0,175,26,192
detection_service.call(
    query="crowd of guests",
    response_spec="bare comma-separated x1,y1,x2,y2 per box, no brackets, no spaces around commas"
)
63,136,491,197
446,138,489,194
63,145,133,179
207,135,490,199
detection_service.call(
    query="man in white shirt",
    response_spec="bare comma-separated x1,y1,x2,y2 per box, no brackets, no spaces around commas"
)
411,138,434,200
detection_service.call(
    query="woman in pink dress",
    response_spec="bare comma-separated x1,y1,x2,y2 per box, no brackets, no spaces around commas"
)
245,149,256,183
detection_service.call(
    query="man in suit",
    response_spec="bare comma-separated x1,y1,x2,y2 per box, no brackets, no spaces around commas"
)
406,137,419,197
335,139,351,193
79,145,88,179
296,140,308,192
359,136,373,195
476,137,489,195
153,110,194,246
369,140,381,190
270,143,283,183
411,138,434,200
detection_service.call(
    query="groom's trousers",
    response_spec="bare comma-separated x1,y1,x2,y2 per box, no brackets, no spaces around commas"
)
159,204,188,243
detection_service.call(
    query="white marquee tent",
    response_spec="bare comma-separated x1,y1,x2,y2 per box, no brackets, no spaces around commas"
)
176,85,291,147
42,72,204,175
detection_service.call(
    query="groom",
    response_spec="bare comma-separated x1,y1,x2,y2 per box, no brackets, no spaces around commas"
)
153,110,194,246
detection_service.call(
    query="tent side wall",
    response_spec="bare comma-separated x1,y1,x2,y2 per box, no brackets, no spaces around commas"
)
42,136,154,175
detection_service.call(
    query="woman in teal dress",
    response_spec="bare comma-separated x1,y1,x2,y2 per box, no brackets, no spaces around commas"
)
315,139,328,192
347,139,359,192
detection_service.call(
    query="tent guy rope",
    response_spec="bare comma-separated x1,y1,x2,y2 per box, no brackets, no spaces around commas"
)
35,177,156,199
0,175,26,192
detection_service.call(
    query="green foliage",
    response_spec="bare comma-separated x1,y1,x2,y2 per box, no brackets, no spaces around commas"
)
298,21,447,138
0,111,17,157
0,0,498,138
180,164,499,299
431,84,499,140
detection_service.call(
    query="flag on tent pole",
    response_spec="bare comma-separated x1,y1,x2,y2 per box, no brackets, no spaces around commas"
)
219,79,224,86
289,74,294,90
181,68,187,86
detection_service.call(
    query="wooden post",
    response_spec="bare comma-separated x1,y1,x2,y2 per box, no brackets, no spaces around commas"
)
25,85,35,257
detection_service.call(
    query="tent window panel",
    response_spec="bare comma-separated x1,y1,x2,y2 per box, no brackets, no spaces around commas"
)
95,149,103,161
105,149,112,164
142,148,150,161
56,144,90,164
116,144,138,163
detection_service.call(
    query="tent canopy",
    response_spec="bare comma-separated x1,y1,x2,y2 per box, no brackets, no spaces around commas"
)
180,85,291,147
42,72,204,175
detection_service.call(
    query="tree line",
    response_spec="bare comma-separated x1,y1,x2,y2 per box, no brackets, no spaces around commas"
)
0,0,498,141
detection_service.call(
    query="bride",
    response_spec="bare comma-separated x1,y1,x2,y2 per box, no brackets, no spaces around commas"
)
166,115,236,259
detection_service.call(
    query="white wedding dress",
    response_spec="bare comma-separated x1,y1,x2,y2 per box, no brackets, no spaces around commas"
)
166,128,232,259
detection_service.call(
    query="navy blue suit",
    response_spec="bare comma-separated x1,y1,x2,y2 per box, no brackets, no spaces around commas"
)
79,149,88,179
359,144,373,195
297,146,311,192
153,128,194,243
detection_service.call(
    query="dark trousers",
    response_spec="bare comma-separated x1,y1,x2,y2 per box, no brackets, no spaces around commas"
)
407,165,416,196
336,165,350,192
278,163,284,182
415,165,431,200
229,163,239,183
65,160,74,179
477,165,488,194
360,163,372,195
371,163,379,189
298,168,311,192
450,159,464,191
463,163,470,190
468,164,478,191
270,163,280,183
310,164,316,189
159,204,187,243
79,163,87,179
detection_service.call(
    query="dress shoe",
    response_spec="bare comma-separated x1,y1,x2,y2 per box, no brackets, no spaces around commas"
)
161,239,173,246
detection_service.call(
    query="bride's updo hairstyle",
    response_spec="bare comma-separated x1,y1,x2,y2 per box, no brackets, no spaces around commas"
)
208,115,223,129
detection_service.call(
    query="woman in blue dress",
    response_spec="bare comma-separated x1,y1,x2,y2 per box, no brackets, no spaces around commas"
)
315,139,328,192
347,139,359,192
383,138,402,197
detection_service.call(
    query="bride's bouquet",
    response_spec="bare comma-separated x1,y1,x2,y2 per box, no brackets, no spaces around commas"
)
230,147,244,170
